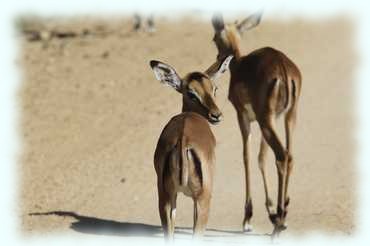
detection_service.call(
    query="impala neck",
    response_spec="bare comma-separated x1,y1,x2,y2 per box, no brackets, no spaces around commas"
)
181,100,195,114
181,99,206,120
227,28,242,60
230,43,242,61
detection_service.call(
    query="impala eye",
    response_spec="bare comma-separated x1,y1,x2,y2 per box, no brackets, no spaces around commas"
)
187,91,198,101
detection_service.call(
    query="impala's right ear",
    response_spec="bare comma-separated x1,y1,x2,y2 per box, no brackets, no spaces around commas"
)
205,55,233,81
212,13,225,32
237,10,263,34
150,60,182,92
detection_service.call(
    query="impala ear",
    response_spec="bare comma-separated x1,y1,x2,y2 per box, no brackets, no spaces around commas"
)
150,60,182,92
212,13,225,32
205,55,233,81
237,10,263,34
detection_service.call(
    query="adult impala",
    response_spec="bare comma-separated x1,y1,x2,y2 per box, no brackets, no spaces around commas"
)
211,12,302,235
150,56,232,240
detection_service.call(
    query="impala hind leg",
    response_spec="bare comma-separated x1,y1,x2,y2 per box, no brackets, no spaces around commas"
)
158,193,171,240
169,194,177,239
158,185,176,241
258,136,275,216
237,111,253,232
259,118,288,235
193,194,211,238
283,107,297,218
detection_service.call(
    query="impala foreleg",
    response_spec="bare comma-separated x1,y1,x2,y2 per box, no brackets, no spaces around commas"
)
237,111,253,232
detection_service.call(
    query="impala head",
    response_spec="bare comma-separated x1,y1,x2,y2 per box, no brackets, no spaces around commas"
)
150,56,233,124
211,11,263,60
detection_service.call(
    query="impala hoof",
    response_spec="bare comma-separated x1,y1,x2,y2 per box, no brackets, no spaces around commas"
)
243,223,253,233
272,221,288,238
269,213,288,234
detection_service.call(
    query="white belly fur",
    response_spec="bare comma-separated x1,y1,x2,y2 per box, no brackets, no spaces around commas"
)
244,103,256,121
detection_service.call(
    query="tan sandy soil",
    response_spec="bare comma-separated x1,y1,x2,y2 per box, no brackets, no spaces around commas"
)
18,15,356,240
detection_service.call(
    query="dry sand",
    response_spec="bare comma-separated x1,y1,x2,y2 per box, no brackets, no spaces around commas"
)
18,15,356,239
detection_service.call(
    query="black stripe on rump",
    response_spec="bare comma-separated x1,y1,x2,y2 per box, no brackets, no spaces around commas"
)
189,149,203,186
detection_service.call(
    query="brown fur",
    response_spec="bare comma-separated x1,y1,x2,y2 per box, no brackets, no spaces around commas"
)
212,14,302,235
154,112,215,239
150,57,230,240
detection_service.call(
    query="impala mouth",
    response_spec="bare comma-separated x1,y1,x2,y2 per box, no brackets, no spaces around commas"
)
209,114,223,125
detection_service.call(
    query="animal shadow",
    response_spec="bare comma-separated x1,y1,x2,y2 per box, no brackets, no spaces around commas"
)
29,211,270,239
29,211,166,237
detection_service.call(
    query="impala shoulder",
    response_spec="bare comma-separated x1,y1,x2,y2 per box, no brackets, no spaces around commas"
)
258,46,278,52
158,114,185,140
166,112,209,130
183,112,215,139
246,47,280,58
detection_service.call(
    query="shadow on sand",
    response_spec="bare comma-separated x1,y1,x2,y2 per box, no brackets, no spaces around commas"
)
29,211,270,239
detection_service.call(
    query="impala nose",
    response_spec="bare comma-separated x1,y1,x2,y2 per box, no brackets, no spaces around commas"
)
209,111,223,124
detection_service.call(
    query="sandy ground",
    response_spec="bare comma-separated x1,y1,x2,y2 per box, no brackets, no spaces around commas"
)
18,15,356,240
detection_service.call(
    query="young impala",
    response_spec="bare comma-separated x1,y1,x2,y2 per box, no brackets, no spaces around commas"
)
211,12,302,235
150,56,232,240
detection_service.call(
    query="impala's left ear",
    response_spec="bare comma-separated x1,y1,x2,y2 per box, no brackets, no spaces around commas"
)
237,10,263,34
150,60,182,92
205,55,233,81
